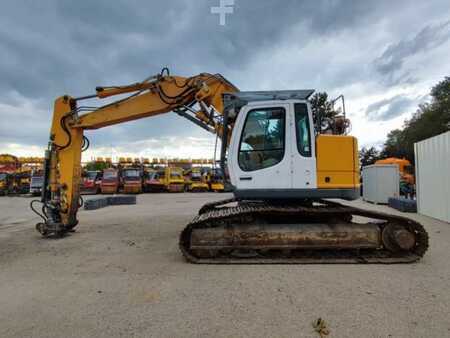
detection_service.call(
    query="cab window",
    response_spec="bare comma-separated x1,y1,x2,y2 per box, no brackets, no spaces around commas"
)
294,103,312,157
238,107,285,171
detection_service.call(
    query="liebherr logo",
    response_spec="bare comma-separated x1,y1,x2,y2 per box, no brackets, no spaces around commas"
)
211,0,234,26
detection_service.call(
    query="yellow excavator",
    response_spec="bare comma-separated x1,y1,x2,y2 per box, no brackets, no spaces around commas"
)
32,68,428,263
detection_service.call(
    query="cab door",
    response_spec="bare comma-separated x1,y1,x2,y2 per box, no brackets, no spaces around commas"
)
228,103,291,190
291,102,317,189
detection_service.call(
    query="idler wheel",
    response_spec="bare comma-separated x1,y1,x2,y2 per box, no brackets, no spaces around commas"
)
382,224,416,252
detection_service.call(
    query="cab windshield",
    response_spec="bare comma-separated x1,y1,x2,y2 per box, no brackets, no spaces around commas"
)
86,171,98,180
31,176,43,183
170,172,182,179
123,169,140,178
103,171,117,179
191,172,202,181
144,171,154,179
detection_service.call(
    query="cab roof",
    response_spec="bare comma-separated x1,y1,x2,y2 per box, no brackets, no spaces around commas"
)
223,90,314,115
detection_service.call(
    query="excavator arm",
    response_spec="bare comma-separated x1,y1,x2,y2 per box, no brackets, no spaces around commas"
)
35,69,238,236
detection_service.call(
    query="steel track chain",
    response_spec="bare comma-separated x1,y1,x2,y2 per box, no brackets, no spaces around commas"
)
179,199,429,264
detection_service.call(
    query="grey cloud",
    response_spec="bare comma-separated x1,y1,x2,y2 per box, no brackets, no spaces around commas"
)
373,20,450,84
365,94,426,121
0,0,411,101
0,103,51,145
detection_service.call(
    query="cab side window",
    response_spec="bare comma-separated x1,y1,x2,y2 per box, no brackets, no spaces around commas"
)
295,103,312,157
238,107,285,171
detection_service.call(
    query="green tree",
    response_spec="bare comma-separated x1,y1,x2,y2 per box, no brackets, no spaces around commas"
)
359,146,381,168
84,161,109,171
309,92,338,127
381,129,408,159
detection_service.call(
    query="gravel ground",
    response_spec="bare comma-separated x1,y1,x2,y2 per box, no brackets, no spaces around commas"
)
0,193,449,338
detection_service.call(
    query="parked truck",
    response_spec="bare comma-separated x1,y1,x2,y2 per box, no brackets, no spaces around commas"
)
143,169,166,192
147,169,167,192
80,170,102,194
0,172,9,195
29,170,44,196
166,167,185,192
185,168,209,192
120,167,142,194
100,168,119,194
208,168,225,192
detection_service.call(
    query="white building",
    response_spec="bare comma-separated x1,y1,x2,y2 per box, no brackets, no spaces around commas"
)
415,131,450,223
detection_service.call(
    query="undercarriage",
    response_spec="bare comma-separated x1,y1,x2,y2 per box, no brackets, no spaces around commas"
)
179,199,429,264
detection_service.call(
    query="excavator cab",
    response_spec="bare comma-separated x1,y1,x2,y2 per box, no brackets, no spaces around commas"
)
223,91,359,199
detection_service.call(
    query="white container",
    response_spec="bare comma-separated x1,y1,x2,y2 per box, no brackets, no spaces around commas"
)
362,164,400,204
415,131,450,223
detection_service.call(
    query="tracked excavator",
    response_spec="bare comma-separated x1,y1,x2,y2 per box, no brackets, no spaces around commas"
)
32,68,428,263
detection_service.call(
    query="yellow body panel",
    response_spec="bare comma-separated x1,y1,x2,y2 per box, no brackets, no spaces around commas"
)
316,135,359,189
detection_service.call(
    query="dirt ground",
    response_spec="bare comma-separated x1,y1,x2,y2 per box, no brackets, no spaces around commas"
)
0,193,449,338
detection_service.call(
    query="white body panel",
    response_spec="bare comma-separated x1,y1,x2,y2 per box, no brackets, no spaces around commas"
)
415,131,450,223
228,100,316,191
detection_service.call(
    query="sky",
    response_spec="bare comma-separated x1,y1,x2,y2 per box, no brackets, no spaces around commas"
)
0,0,449,161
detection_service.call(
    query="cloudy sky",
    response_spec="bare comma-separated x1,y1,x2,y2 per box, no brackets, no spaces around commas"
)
1,0,449,161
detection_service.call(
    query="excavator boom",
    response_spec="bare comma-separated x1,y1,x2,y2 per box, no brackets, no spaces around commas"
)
35,69,238,235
